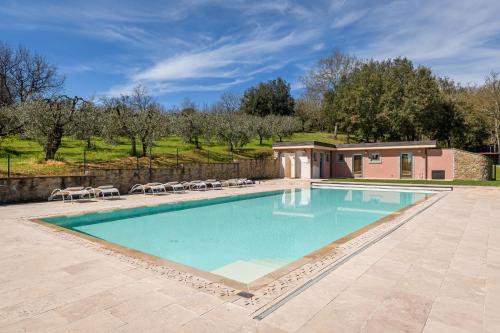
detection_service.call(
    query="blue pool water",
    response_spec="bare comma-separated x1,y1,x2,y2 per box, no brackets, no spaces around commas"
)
45,188,431,283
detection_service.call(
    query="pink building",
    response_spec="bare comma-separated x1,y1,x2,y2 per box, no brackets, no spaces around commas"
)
272,140,459,180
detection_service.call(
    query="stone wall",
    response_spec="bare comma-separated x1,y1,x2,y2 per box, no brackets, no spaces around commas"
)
0,159,279,204
453,149,493,180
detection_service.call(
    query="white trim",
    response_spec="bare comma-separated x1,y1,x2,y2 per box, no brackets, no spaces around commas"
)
368,152,382,164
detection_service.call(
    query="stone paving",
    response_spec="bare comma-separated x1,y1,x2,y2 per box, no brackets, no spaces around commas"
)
0,180,499,332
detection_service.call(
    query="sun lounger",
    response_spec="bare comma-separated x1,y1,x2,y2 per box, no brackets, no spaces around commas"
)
188,180,207,191
129,183,166,195
92,185,120,199
239,178,255,186
205,179,222,190
163,182,186,193
225,179,244,187
48,187,93,202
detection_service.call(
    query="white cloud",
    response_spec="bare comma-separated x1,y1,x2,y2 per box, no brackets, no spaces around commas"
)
349,0,500,83
331,10,367,29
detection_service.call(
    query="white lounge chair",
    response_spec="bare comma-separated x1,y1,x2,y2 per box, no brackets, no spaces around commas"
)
48,187,93,202
239,178,255,186
129,183,166,195
92,185,120,199
163,182,186,193
188,180,207,191
205,179,222,190
225,179,245,187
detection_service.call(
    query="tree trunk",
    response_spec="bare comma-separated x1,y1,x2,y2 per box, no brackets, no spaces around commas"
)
259,135,263,145
195,137,200,149
130,136,137,156
333,124,338,139
44,127,63,160
141,137,147,157
86,137,92,149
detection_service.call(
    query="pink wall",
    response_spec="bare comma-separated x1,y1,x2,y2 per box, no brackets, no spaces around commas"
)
427,148,454,180
332,148,440,179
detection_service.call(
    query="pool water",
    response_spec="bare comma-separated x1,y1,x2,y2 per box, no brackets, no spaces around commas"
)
45,188,431,283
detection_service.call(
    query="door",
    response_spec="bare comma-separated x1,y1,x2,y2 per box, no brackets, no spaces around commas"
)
319,153,324,178
284,156,292,178
400,153,413,179
352,154,363,177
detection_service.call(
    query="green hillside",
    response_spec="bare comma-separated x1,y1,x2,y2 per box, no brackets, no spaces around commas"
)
0,132,345,176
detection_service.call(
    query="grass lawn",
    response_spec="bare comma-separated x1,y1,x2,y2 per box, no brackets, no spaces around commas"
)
325,178,500,187
0,132,345,176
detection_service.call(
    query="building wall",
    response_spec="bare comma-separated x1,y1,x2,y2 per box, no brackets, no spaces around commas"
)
311,149,331,178
332,148,431,179
427,149,454,180
0,159,279,204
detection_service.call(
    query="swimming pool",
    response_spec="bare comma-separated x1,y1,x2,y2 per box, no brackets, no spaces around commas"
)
44,187,431,284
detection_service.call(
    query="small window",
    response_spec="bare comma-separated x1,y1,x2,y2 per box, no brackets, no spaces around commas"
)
336,153,345,163
313,152,317,161
369,152,382,163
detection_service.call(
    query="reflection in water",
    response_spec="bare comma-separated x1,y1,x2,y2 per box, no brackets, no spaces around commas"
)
274,188,429,218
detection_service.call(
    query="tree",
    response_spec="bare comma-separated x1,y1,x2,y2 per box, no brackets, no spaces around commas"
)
71,100,102,149
211,114,253,151
0,104,22,144
174,100,207,149
20,96,84,160
301,50,360,135
301,49,360,99
131,86,164,157
268,115,301,142
102,94,141,156
0,43,64,106
480,72,500,157
253,116,273,145
241,77,294,116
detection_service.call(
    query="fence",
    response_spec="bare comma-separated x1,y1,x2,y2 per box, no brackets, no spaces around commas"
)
0,147,273,178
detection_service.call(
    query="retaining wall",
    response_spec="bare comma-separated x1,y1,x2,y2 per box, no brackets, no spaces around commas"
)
0,159,279,204
453,149,493,180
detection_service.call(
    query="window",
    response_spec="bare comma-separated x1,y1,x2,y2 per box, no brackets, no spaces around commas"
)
313,152,317,161
326,154,329,162
336,153,345,163
369,152,382,164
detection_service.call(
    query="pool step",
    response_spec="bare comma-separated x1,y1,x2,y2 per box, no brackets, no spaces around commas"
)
211,258,290,284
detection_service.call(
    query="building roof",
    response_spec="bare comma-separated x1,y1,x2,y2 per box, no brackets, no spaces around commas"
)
336,140,437,149
272,140,437,150
272,141,337,149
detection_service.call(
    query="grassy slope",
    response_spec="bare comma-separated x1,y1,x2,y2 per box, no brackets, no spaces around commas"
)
0,132,344,176
325,178,500,187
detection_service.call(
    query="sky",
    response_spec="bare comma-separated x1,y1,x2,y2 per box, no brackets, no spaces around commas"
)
1,0,499,107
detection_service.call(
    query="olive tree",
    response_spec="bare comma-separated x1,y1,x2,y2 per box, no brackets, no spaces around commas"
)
174,100,208,149
0,104,22,144
253,115,273,145
268,115,302,142
71,100,102,149
20,96,84,160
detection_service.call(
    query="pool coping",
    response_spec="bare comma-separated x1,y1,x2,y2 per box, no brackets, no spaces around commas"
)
28,184,442,310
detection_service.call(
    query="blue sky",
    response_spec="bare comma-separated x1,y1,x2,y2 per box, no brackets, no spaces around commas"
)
1,0,499,107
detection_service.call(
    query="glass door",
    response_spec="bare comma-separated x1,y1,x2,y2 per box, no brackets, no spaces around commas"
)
400,153,413,179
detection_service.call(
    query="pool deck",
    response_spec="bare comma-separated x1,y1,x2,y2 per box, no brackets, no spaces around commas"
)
0,180,499,332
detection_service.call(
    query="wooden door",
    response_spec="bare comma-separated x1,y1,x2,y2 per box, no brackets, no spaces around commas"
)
352,154,363,177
